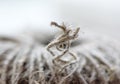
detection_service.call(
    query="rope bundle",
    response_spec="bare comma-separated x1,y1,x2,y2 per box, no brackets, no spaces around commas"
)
0,22,119,84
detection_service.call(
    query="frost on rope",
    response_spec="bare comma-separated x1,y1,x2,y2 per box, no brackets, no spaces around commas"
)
0,22,120,84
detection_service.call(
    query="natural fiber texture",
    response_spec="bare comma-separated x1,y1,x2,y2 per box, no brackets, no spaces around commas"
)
0,24,120,84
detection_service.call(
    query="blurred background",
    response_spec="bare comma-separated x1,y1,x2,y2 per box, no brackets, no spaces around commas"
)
0,0,120,40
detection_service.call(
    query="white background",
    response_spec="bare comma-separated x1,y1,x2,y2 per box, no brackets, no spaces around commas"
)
0,0,120,40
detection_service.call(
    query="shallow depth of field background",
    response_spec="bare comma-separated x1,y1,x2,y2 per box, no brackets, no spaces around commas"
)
0,0,120,40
